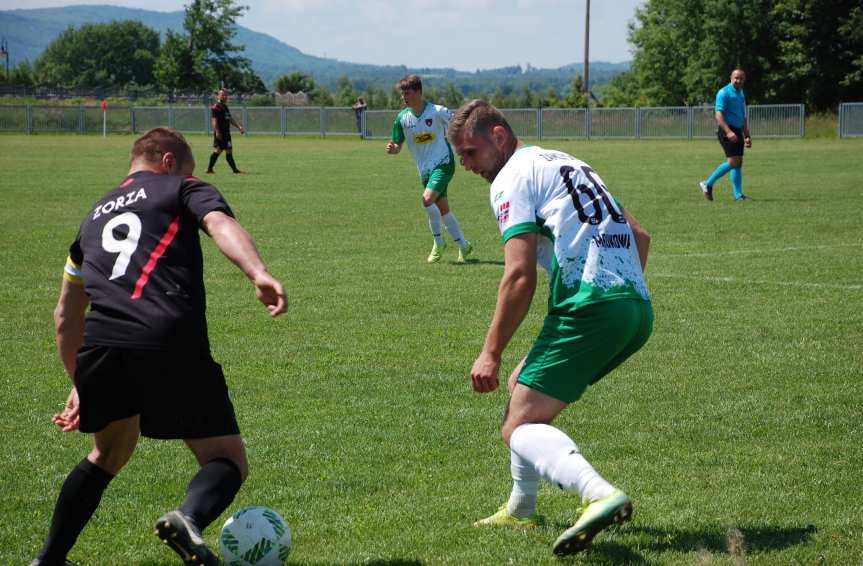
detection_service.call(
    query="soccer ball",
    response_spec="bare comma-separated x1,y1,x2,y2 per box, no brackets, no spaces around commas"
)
220,506,292,566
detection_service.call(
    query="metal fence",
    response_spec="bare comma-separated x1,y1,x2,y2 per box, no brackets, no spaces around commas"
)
0,103,808,139
839,103,863,138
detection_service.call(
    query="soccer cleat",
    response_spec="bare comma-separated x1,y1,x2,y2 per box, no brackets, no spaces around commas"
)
552,489,632,556
473,504,542,529
155,510,219,566
427,241,446,263
735,195,750,202
699,181,713,201
457,242,474,264
205,170,215,175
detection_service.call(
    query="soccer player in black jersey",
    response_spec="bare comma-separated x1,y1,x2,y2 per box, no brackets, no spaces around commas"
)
31,128,286,566
206,88,245,174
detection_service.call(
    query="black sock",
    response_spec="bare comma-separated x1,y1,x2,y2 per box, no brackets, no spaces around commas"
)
225,153,240,173
207,152,219,172
38,458,114,562
179,458,243,531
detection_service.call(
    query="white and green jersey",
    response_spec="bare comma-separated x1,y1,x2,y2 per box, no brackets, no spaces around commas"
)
391,102,454,178
491,145,650,315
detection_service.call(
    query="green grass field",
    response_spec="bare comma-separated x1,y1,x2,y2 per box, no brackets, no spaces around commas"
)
1,134,861,565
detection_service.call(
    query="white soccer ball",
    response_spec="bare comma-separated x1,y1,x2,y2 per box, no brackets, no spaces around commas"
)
220,506,292,566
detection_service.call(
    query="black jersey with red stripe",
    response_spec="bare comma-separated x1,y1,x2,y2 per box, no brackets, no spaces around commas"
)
211,102,231,136
68,171,233,350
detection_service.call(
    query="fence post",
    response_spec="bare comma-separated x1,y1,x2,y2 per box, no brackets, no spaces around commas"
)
799,104,805,138
168,107,175,129
361,109,367,139
242,107,249,134
79,106,85,134
536,108,541,140
281,106,287,137
26,104,32,135
635,107,641,139
320,107,326,138
687,106,693,140
130,107,136,134
838,103,843,138
586,107,592,140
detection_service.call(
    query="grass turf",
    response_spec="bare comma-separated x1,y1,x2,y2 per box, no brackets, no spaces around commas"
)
0,134,861,565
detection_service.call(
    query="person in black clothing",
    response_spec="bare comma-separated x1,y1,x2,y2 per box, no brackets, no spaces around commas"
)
206,88,245,174
352,96,367,136
31,128,287,566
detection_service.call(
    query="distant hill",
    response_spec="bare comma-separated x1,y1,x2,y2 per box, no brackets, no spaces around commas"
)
0,5,629,93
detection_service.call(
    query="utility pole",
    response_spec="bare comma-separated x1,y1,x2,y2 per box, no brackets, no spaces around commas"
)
583,0,590,96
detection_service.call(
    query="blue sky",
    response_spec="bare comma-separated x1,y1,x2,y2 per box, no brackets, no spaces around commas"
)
1,0,644,70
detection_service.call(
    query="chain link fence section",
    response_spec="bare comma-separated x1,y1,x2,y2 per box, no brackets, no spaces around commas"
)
0,103,808,139
839,103,863,138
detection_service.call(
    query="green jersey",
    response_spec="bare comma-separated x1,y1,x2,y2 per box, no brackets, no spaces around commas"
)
391,102,454,179
491,146,650,315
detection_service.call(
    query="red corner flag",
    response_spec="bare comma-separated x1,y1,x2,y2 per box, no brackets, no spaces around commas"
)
101,99,107,111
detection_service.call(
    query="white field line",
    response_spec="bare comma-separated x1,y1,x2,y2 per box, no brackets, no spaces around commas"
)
655,243,863,258
652,273,863,291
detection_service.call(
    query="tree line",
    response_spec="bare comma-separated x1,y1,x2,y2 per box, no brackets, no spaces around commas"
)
2,0,860,111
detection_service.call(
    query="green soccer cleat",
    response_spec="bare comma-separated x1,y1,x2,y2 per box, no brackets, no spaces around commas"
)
473,504,542,529
457,242,474,264
427,241,446,263
552,489,632,556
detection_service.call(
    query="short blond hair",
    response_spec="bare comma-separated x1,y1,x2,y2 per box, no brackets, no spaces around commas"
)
447,99,515,145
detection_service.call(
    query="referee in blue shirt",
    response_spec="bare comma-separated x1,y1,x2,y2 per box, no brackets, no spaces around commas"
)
700,68,752,201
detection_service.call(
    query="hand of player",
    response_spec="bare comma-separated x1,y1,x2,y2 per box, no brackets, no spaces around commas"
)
52,387,80,432
253,272,287,317
239,127,246,135
744,136,752,148
726,130,738,143
385,141,399,154
470,351,501,393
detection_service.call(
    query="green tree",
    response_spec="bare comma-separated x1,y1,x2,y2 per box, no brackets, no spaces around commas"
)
155,0,264,93
563,75,589,107
35,21,159,88
1,61,35,87
274,72,316,94
441,82,464,109
335,75,356,106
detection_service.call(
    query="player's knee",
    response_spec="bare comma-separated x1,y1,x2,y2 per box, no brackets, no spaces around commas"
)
87,448,131,476
422,195,435,208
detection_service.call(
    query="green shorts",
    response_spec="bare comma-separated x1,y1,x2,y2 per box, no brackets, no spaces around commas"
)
517,299,653,403
421,161,454,198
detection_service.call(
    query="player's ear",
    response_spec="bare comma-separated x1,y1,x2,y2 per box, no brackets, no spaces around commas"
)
161,152,177,173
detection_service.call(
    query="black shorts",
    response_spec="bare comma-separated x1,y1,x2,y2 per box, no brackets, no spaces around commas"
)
717,126,744,158
74,345,240,439
213,133,232,150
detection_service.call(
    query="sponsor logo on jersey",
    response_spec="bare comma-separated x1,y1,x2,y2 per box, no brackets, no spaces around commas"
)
425,118,433,126
497,201,510,225
414,132,435,144
493,191,504,202
93,187,148,220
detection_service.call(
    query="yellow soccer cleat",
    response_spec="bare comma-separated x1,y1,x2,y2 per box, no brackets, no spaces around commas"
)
552,489,632,555
473,504,542,529
457,242,474,264
427,241,446,263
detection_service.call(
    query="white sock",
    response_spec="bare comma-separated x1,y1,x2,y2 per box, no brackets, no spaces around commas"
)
510,423,616,503
425,203,444,245
507,449,539,519
441,212,468,249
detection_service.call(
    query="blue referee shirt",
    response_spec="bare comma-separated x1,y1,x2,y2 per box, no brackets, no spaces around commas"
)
715,83,746,129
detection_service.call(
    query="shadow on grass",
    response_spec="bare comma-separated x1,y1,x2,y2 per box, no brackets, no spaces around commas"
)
551,523,816,564
451,259,505,266
139,559,423,566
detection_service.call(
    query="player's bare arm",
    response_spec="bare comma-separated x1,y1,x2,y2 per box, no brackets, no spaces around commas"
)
715,111,736,141
52,278,89,431
202,210,287,317
385,141,402,154
231,118,245,134
623,210,651,272
471,233,538,393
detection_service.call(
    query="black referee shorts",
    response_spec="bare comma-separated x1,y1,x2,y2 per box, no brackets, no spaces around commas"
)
74,346,240,439
717,126,745,158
